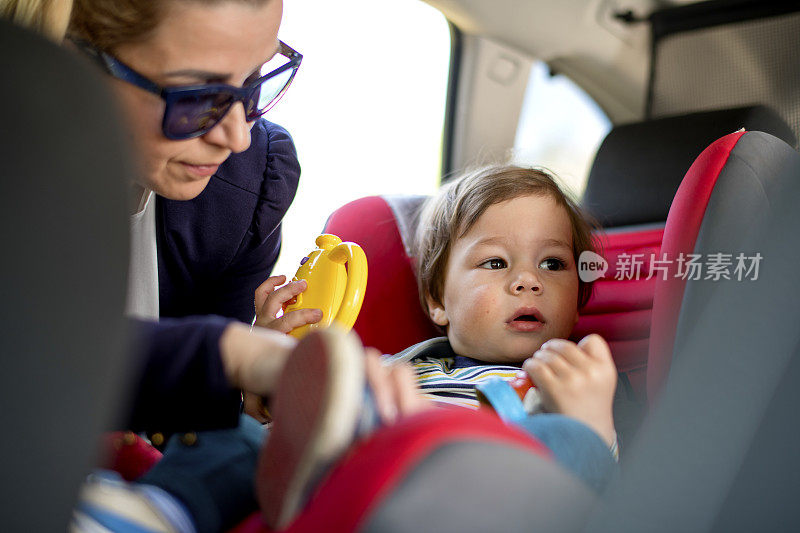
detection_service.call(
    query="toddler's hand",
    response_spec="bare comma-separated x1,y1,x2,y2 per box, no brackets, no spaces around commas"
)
253,275,323,333
522,334,617,447
364,348,432,424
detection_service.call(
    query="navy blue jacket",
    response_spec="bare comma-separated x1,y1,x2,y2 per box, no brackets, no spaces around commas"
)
126,120,300,432
157,119,300,323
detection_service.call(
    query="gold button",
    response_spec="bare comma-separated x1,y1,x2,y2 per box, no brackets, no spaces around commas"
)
180,432,198,446
122,431,137,446
151,432,165,447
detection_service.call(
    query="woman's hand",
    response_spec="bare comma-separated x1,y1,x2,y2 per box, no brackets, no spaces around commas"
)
220,322,297,397
253,275,323,333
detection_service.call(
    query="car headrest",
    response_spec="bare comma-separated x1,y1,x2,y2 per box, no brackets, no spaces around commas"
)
647,130,800,402
582,106,796,227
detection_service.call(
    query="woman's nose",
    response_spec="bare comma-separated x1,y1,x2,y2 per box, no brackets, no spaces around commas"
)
510,270,542,294
204,101,252,154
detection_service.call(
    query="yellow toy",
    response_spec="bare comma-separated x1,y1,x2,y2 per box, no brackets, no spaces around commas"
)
283,234,368,339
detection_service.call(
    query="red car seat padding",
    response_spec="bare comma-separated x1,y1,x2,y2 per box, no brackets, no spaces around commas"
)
324,195,440,355
572,226,664,399
647,131,745,402
101,432,163,482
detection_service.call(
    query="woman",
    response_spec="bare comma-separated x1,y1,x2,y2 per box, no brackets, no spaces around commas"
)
66,0,325,431
2,0,408,434
58,1,426,528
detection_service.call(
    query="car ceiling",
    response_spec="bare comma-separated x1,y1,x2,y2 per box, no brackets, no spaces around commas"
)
421,0,705,120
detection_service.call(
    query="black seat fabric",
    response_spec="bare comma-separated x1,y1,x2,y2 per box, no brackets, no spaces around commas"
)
582,105,796,227
0,20,131,529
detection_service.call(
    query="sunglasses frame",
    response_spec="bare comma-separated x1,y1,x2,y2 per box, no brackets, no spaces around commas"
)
77,40,302,140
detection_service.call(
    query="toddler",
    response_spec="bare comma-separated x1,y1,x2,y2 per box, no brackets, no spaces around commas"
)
390,164,618,451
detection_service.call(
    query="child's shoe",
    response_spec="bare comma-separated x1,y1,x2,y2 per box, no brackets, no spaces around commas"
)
256,327,376,529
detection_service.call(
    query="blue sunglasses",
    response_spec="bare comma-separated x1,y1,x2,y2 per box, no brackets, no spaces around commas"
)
76,40,302,140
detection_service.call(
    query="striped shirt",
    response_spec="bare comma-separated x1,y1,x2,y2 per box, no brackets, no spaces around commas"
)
385,337,521,409
387,337,621,460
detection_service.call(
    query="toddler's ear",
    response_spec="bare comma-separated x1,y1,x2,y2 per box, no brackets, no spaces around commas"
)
425,295,449,327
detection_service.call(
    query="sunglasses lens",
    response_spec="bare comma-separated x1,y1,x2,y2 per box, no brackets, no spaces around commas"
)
164,92,233,139
244,59,297,119
161,47,300,137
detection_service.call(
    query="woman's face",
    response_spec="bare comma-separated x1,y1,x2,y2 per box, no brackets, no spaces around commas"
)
111,0,283,200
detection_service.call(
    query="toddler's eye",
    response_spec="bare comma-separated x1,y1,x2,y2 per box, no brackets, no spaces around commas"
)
479,258,507,270
539,258,566,271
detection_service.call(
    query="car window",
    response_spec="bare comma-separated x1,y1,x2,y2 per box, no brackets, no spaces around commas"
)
512,60,611,201
268,0,450,278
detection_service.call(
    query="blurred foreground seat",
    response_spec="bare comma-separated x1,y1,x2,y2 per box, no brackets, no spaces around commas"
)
0,19,132,530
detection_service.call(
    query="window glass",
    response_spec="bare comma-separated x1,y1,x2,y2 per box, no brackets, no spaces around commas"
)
512,61,611,200
267,0,451,279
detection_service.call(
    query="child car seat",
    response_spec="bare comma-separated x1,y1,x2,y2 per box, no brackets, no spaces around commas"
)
647,129,800,402
587,130,800,531
577,106,794,399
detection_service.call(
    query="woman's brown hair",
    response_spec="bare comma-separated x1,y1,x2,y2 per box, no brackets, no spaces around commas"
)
68,0,269,51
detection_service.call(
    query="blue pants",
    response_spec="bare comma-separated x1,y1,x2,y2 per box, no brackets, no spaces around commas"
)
137,415,265,533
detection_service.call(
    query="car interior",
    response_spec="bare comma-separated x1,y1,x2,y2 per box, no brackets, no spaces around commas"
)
4,0,800,530
316,0,800,529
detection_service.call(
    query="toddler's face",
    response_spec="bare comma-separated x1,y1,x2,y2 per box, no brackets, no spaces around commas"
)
427,194,579,364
